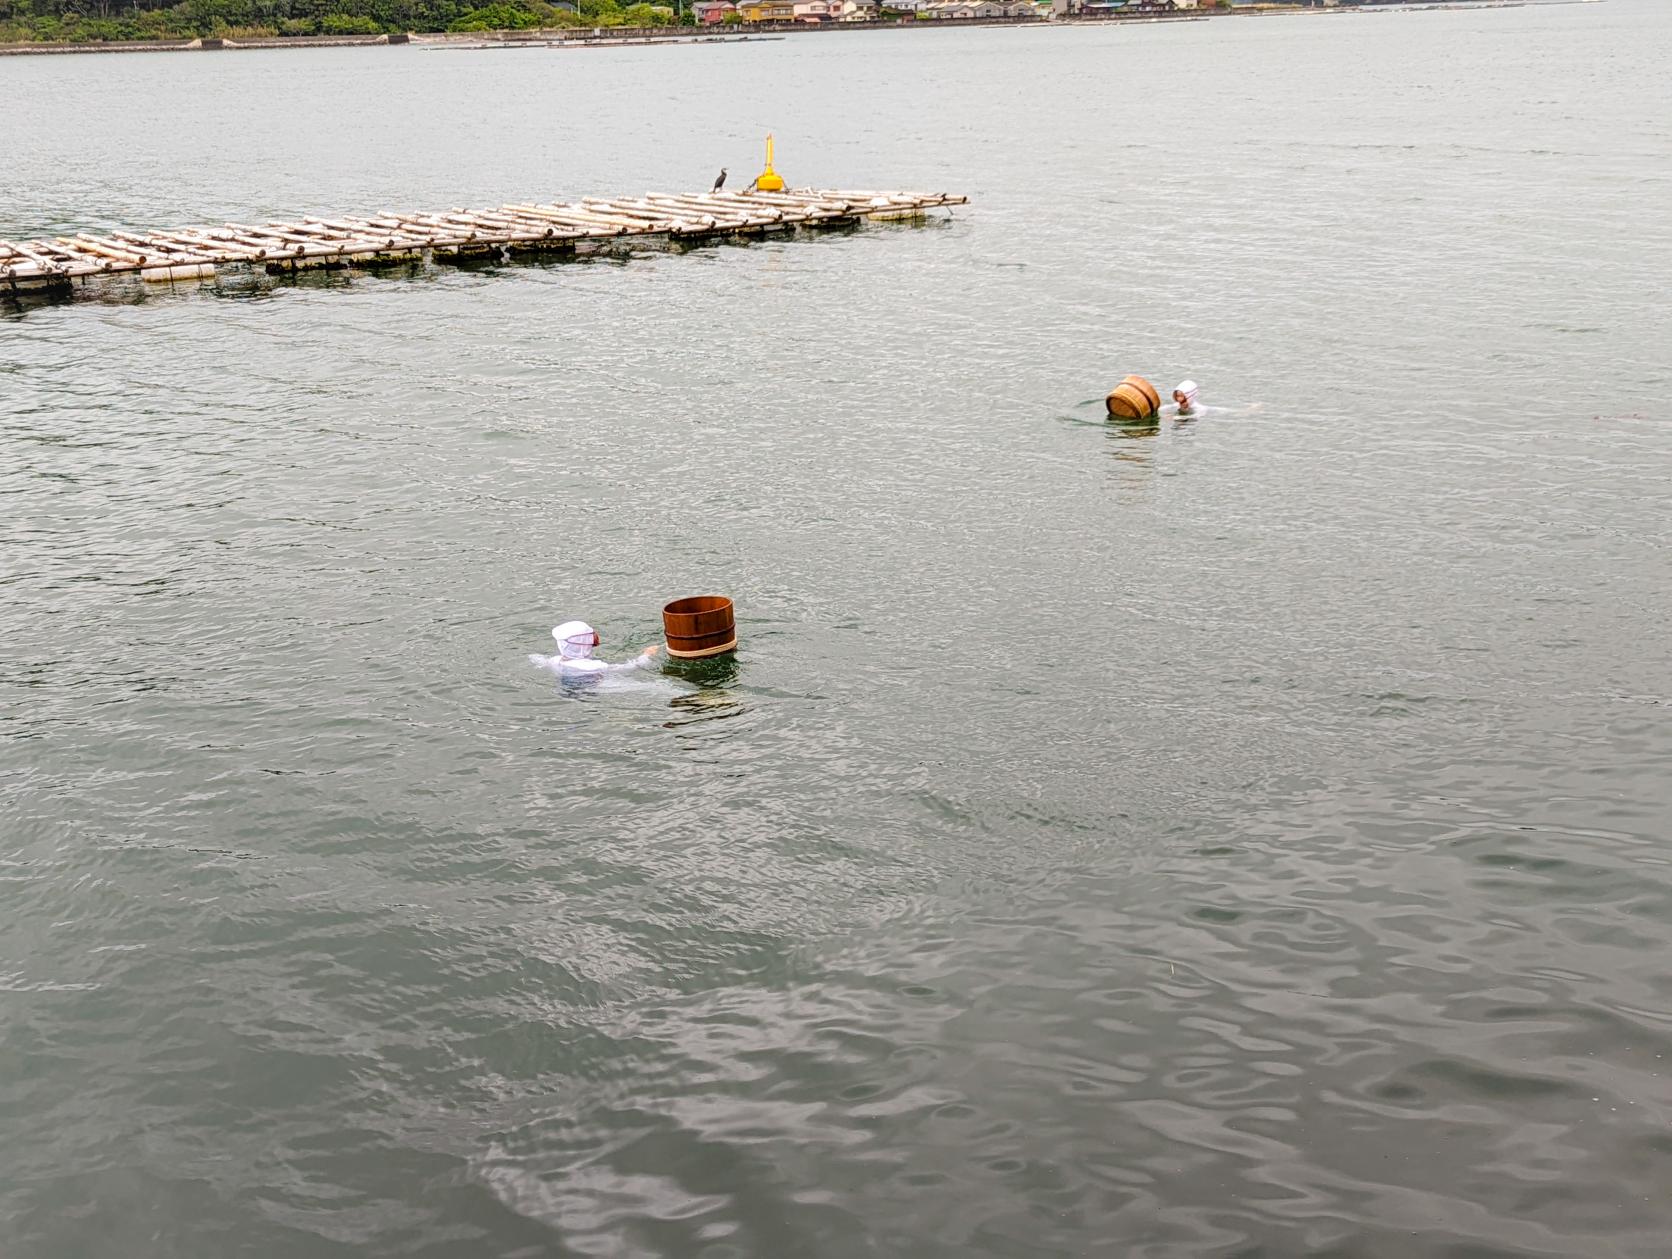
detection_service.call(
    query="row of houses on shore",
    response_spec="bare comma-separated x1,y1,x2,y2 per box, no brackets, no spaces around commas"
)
692,0,1043,21
636,0,1259,24
688,0,1238,22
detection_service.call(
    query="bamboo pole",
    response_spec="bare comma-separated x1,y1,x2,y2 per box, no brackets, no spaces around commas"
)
482,209,590,238
3,241,74,273
730,189,851,206
635,196,728,224
65,235,151,265
500,205,621,236
518,204,673,232
152,230,260,257
434,210,555,240
460,208,573,234
306,217,442,249
31,241,115,272
578,199,699,231
371,215,474,243
280,221,401,253
109,232,216,264
219,224,337,255
165,229,271,260
644,195,797,226
387,215,484,245
600,198,744,232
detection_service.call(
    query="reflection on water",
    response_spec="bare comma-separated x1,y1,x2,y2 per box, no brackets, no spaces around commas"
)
1105,416,1161,440
1101,411,1209,488
1099,402,1218,485
661,654,744,728
660,653,740,689
1104,422,1160,491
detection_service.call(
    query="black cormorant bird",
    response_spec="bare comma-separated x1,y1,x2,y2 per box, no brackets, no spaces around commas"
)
711,168,728,193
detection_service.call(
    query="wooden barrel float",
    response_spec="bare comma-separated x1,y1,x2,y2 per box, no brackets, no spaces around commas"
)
1105,374,1162,421
662,595,737,659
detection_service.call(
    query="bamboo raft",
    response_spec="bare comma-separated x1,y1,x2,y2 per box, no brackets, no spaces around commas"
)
0,188,966,297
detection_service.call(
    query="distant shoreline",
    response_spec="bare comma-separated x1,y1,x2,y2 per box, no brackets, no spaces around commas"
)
0,1,1562,58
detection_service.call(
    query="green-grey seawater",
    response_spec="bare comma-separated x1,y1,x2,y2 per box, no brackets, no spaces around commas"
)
4,4,1671,1255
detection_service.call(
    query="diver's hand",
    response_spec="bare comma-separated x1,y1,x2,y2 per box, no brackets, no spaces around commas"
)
642,645,661,658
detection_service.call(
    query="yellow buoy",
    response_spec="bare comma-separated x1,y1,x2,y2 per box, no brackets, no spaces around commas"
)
1105,375,1161,421
753,133,786,193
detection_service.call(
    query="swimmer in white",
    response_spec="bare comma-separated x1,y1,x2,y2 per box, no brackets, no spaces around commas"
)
531,620,659,679
1172,380,1201,417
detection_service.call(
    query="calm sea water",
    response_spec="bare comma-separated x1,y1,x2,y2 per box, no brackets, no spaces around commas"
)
4,4,1671,1256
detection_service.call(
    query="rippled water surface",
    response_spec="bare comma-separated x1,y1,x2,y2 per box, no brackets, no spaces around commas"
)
5,4,1672,1256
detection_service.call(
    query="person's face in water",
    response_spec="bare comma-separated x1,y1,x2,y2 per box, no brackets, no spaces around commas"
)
1173,390,1193,411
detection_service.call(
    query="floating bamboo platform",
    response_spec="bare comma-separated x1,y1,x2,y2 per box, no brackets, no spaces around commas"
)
0,188,967,298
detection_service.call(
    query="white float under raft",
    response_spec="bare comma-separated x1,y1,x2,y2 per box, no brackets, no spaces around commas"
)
0,187,968,298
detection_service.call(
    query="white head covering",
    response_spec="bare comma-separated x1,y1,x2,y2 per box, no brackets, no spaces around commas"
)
1175,380,1199,406
552,620,598,661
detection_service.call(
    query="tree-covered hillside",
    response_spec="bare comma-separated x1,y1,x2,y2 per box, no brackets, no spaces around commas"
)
0,0,683,43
